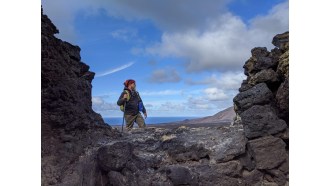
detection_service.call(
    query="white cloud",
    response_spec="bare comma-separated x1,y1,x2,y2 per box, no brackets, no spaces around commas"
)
127,92,233,116
187,97,213,110
214,71,245,90
43,0,288,73
184,84,236,111
185,71,244,106
42,0,230,42
145,1,289,72
140,90,182,96
92,96,118,111
158,102,185,111
186,71,245,90
184,71,244,109
247,1,289,49
92,97,104,105
94,0,230,32
110,28,140,42
249,2,289,35
148,68,181,83
146,13,251,72
42,0,100,42
204,88,229,101
95,62,135,77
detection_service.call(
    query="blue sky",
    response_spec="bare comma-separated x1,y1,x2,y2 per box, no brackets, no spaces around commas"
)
41,0,288,117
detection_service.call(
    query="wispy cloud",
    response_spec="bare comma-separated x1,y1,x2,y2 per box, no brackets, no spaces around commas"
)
95,62,135,77
110,28,143,43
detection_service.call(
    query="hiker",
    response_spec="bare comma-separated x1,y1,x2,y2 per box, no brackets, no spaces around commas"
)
117,79,147,130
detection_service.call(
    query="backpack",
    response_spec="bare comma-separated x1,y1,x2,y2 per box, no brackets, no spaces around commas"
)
120,90,130,112
120,90,144,112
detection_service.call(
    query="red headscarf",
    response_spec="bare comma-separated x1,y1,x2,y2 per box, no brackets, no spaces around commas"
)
124,79,135,87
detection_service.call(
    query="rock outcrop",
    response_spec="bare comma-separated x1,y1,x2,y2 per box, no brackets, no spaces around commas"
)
41,6,288,185
233,31,289,185
42,8,120,185
96,126,247,185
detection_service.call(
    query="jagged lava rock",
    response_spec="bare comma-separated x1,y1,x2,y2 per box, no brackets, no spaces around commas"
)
41,8,118,186
233,31,289,186
240,105,287,139
233,83,274,114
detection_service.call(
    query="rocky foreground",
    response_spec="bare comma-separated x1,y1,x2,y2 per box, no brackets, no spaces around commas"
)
85,125,254,185
42,7,288,186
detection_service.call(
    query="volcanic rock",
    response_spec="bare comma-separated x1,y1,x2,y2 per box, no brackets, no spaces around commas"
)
233,31,289,185
41,7,289,185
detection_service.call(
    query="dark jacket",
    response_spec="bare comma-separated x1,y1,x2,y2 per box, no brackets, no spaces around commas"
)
117,88,146,115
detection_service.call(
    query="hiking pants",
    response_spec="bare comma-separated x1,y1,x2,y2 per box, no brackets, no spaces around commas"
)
124,113,146,130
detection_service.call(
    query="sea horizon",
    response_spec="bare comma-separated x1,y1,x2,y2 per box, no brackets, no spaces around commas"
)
103,116,199,126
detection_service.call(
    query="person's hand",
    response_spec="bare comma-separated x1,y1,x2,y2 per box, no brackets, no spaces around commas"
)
143,112,147,119
123,93,128,100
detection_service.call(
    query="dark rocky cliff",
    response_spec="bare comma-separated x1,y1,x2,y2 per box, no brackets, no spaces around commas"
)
41,8,119,185
41,7,288,186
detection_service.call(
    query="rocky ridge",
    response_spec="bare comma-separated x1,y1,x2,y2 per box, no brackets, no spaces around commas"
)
41,7,289,186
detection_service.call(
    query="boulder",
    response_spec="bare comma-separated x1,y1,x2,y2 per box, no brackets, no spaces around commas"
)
240,105,287,139
233,83,274,114
166,166,198,186
244,56,278,76
247,136,287,170
196,163,245,186
107,171,128,186
97,142,134,172
272,31,289,51
242,169,264,185
239,79,253,92
251,47,269,58
249,69,279,86
277,50,289,79
276,79,289,122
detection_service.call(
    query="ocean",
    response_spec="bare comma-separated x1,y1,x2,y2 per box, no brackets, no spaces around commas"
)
103,117,198,126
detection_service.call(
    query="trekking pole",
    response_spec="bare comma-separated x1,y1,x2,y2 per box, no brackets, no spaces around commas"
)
121,102,126,132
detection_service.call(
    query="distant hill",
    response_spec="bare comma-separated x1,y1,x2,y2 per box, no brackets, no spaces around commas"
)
154,106,235,127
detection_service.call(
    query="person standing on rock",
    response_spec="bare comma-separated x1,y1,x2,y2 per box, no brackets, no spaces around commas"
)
117,79,147,130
